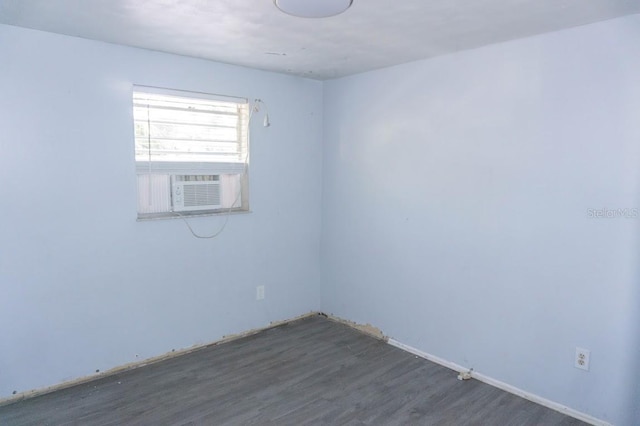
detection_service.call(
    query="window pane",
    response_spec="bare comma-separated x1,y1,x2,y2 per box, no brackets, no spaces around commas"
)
133,92,248,164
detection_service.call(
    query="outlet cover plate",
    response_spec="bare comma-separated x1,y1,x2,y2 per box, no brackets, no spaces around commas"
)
256,285,265,300
575,347,590,371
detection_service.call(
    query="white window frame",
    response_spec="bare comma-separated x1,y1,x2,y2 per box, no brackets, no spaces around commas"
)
133,86,250,220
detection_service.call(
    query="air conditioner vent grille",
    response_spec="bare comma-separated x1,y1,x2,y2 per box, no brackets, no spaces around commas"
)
171,175,221,212
183,183,220,207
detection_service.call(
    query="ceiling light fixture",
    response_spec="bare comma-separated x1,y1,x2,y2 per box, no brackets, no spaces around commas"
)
274,0,353,18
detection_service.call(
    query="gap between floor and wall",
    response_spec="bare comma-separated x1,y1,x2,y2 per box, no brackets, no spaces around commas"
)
0,312,610,426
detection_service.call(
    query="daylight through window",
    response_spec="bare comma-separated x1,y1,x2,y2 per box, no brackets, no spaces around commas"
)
133,87,250,219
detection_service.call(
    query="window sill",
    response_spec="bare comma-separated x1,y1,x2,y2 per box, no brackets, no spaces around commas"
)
137,208,251,221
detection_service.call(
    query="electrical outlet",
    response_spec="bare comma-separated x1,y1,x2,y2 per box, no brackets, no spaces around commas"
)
575,347,590,371
256,285,265,300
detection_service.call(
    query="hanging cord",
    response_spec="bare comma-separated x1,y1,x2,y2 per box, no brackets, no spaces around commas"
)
177,99,269,239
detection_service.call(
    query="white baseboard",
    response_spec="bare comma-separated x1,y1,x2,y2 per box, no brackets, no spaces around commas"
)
387,339,611,426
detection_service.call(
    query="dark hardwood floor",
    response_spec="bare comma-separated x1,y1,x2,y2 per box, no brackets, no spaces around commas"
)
0,315,587,425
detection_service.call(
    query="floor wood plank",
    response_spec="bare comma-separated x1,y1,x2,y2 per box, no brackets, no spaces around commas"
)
0,315,589,425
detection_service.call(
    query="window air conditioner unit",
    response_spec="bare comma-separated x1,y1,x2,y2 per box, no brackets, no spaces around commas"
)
171,175,221,212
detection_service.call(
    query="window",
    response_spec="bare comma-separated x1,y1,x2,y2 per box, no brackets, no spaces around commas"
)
133,87,250,219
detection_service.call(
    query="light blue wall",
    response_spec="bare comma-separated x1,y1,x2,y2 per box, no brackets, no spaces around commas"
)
633,287,640,425
321,15,640,426
0,24,323,397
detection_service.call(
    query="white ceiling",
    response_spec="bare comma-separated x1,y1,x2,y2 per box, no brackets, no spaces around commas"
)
1,0,639,80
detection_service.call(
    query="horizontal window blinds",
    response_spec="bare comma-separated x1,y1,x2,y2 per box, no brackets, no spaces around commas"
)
133,90,249,175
